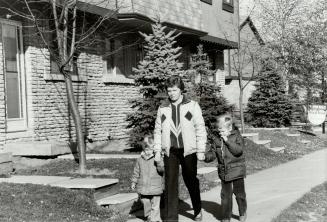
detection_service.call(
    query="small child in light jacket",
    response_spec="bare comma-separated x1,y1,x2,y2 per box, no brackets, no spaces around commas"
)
205,112,247,222
131,134,164,222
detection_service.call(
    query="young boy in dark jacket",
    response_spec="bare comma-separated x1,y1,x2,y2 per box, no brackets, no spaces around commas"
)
205,113,247,222
131,134,164,222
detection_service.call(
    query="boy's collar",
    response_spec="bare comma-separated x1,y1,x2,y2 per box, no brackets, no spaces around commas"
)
141,151,154,160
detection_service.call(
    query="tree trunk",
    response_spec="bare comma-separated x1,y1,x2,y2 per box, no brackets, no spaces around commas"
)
239,86,245,133
64,73,86,174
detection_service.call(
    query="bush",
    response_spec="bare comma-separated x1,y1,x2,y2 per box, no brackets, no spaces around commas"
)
247,59,293,127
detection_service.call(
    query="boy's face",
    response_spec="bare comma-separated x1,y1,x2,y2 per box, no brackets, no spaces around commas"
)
167,85,182,102
143,147,153,155
143,136,154,155
216,116,232,132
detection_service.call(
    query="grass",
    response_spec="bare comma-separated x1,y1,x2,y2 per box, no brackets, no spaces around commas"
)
0,183,127,222
272,182,327,222
16,159,136,192
6,129,327,220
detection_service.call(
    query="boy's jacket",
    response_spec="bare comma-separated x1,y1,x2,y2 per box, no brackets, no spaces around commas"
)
130,153,164,195
205,127,246,182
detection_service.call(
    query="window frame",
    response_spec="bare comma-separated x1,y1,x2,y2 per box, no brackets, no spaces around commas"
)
222,0,234,13
103,37,143,84
0,18,28,132
200,0,212,5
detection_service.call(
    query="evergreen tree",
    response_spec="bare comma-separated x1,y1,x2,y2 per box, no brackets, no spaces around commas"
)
187,45,232,139
247,59,293,127
127,22,183,148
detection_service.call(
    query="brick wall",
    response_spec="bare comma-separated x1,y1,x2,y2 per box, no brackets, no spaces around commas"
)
1,21,140,147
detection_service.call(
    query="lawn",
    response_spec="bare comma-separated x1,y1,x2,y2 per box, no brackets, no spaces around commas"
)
0,182,127,222
3,129,326,221
272,181,327,222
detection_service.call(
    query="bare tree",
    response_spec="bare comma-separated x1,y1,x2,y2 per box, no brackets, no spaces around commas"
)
0,0,132,173
227,16,266,132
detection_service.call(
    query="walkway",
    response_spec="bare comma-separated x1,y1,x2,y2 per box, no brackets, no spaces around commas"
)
128,148,327,222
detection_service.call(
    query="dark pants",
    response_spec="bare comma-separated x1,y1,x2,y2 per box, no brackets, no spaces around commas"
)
163,148,201,221
221,178,247,220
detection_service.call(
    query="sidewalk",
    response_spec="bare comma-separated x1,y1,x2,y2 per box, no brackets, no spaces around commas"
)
128,148,327,222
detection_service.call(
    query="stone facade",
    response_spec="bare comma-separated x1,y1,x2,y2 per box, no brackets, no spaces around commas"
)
0,20,140,150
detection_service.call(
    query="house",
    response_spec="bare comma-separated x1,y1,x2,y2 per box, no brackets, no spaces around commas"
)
223,16,264,109
0,0,239,155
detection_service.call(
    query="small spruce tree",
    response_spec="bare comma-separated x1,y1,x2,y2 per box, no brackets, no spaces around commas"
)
247,59,293,127
187,45,232,140
127,22,183,148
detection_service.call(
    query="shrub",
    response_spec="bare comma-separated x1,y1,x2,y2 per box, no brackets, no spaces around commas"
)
127,21,183,148
247,59,292,127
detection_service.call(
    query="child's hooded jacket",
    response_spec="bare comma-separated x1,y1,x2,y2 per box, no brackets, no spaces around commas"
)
131,152,164,195
205,126,246,182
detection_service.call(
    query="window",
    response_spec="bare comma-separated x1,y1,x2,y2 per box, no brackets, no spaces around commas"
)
201,0,212,5
103,37,143,82
1,19,27,131
223,0,234,13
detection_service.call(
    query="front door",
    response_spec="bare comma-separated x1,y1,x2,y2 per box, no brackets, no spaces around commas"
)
1,19,27,132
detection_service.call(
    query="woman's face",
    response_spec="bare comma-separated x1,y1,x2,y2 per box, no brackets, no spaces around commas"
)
167,85,182,102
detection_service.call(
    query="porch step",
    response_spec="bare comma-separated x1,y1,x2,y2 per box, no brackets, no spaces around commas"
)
0,152,13,175
268,146,286,153
197,167,218,182
255,140,271,148
51,178,119,200
97,193,140,214
4,142,71,156
241,133,259,142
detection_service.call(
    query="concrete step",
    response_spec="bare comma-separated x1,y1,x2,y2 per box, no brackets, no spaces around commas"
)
255,140,271,148
197,167,218,182
4,142,71,156
0,175,72,185
58,153,139,160
268,146,286,153
241,133,259,142
286,133,300,137
0,152,13,175
97,193,140,214
51,178,119,200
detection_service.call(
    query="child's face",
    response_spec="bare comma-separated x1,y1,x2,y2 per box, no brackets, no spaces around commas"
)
143,147,153,155
143,136,154,155
216,116,232,133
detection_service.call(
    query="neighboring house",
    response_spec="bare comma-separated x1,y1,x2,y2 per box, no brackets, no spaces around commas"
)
0,0,239,154
223,16,264,109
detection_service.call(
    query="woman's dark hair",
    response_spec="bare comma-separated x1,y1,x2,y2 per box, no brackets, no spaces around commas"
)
165,75,185,91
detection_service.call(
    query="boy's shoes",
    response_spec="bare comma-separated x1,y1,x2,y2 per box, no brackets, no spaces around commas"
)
194,211,202,221
240,212,247,222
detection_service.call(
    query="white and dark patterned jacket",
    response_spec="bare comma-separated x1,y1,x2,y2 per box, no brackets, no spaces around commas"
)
153,96,207,157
